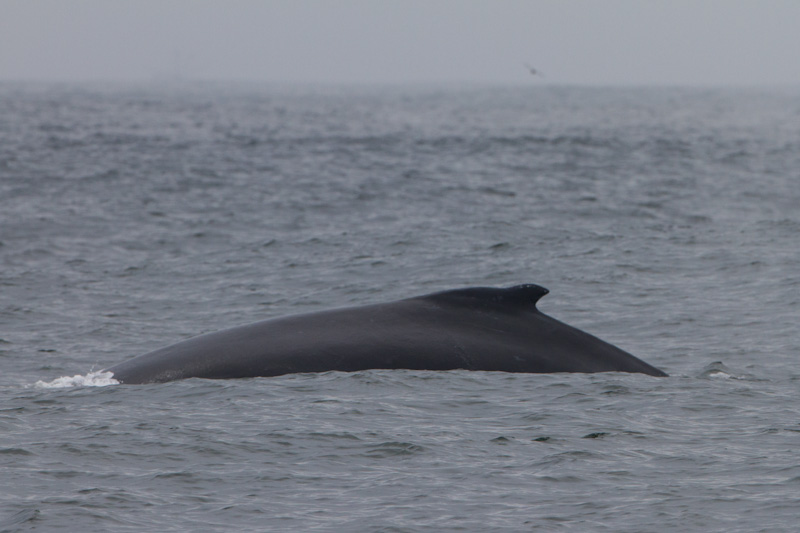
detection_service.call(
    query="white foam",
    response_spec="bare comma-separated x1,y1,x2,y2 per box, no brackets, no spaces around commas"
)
707,371,731,380
35,371,120,389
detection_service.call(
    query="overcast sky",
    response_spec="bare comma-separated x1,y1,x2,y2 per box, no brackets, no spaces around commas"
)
1,0,798,86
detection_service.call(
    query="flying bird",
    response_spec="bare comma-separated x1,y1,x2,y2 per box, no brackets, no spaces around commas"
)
524,63,545,78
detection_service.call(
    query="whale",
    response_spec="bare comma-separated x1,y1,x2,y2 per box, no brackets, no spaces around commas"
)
104,284,667,384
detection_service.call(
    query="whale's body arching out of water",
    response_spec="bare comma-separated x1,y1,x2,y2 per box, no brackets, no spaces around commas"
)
104,284,667,384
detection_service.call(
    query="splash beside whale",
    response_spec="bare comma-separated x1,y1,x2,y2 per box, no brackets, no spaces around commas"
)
104,284,667,384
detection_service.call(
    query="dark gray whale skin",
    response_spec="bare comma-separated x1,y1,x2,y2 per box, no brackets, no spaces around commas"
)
105,284,667,384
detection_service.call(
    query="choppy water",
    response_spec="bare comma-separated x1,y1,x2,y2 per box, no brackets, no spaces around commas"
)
1,83,799,531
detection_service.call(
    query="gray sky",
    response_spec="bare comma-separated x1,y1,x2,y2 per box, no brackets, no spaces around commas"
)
1,0,798,86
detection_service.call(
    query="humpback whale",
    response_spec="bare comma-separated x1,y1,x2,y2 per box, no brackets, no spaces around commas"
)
105,284,667,384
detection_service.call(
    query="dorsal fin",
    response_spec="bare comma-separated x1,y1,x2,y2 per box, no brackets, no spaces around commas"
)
421,284,549,310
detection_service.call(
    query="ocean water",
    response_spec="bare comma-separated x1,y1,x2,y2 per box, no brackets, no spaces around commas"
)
1,83,799,531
